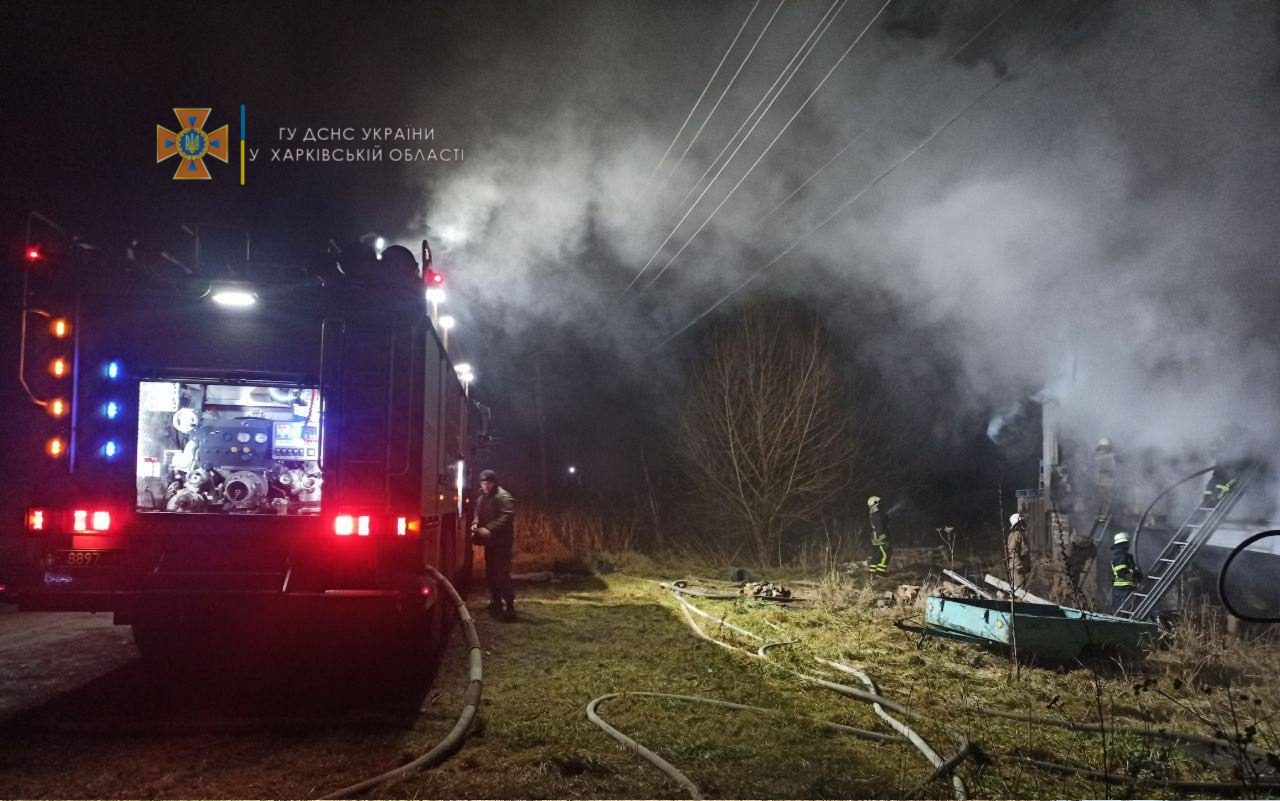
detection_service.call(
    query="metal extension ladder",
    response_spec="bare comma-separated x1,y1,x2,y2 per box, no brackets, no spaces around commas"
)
1115,463,1259,619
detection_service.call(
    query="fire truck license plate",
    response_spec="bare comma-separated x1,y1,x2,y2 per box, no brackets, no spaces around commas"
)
52,550,112,568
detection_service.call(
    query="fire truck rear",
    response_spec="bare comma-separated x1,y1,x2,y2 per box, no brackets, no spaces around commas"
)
10,215,477,661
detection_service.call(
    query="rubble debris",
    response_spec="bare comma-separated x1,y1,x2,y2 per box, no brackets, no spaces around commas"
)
942,569,993,599
939,581,969,598
739,581,792,599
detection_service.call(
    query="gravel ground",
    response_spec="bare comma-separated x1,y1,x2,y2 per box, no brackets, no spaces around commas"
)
0,602,446,799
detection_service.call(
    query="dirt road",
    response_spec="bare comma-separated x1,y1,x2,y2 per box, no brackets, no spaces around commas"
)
0,606,135,720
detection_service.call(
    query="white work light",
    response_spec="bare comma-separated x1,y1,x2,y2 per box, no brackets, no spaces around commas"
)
210,283,257,307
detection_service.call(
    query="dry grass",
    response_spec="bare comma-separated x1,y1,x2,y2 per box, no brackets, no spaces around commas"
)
482,507,1280,797
402,547,1280,799
2,549,1277,799
512,508,643,572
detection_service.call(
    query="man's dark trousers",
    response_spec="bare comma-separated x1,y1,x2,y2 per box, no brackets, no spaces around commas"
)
485,543,515,607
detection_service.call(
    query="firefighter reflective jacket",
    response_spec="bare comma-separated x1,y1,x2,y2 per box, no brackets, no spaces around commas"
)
869,505,889,545
1110,547,1140,588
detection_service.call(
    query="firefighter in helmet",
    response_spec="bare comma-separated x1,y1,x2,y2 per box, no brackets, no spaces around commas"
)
1006,513,1030,590
867,496,890,575
1204,427,1248,505
1110,531,1142,613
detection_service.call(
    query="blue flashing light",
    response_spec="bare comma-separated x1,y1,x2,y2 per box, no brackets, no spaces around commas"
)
105,401,120,420
105,361,121,380
103,440,119,459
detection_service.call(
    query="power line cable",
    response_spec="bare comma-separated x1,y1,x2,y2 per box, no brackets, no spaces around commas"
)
649,0,1107,353
749,0,1022,231
653,0,762,177
666,0,841,223
642,0,896,291
664,0,788,182
625,0,849,294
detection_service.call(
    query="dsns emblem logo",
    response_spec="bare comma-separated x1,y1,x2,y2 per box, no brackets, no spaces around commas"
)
156,108,228,180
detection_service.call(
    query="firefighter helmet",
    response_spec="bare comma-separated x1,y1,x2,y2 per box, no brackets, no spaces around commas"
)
1009,513,1024,527
1113,531,1131,546
867,496,881,507
1097,437,1113,449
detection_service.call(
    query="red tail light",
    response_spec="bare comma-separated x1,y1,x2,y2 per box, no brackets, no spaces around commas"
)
71,509,112,533
334,515,355,536
334,513,399,537
26,507,47,533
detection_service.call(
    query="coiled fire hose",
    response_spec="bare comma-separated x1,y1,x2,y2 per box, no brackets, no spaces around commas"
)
322,566,482,799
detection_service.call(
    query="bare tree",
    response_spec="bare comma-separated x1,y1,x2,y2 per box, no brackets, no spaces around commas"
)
679,305,871,565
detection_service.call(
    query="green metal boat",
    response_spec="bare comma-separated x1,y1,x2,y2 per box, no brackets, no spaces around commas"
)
923,596,1160,662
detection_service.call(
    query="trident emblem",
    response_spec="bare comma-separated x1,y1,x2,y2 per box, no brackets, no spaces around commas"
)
156,108,229,180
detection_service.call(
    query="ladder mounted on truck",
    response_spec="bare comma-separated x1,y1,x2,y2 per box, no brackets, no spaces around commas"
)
1115,463,1260,620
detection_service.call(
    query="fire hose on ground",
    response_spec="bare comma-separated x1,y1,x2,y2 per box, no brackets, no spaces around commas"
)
581,582,971,800
322,565,483,799
586,692,900,801
668,586,970,800
593,580,1279,799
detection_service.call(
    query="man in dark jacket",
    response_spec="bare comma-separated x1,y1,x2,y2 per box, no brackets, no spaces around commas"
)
472,469,517,619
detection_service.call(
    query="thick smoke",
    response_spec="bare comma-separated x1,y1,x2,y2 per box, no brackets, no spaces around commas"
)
404,1,1280,494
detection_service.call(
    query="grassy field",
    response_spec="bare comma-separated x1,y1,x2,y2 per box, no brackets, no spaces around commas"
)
372,557,1280,800
2,543,1274,799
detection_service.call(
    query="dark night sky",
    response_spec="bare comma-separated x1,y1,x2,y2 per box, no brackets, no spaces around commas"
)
3,1,1279,536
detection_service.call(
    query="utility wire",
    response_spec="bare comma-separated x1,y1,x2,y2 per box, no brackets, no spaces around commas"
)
625,0,849,293
649,1,1107,353
666,0,840,223
642,0,895,292
750,0,1023,231
653,0,762,178
664,0,788,182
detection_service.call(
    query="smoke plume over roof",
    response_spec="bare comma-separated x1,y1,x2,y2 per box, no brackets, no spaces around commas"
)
405,1,1279,482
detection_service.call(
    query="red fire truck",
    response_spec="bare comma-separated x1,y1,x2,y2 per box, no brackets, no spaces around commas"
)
10,214,479,662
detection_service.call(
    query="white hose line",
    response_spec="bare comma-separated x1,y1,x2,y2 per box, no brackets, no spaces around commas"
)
662,584,765,641
670,591,970,799
587,691,905,800
671,592,909,715
818,658,967,801
587,693,705,800
322,567,482,799
661,580,805,603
